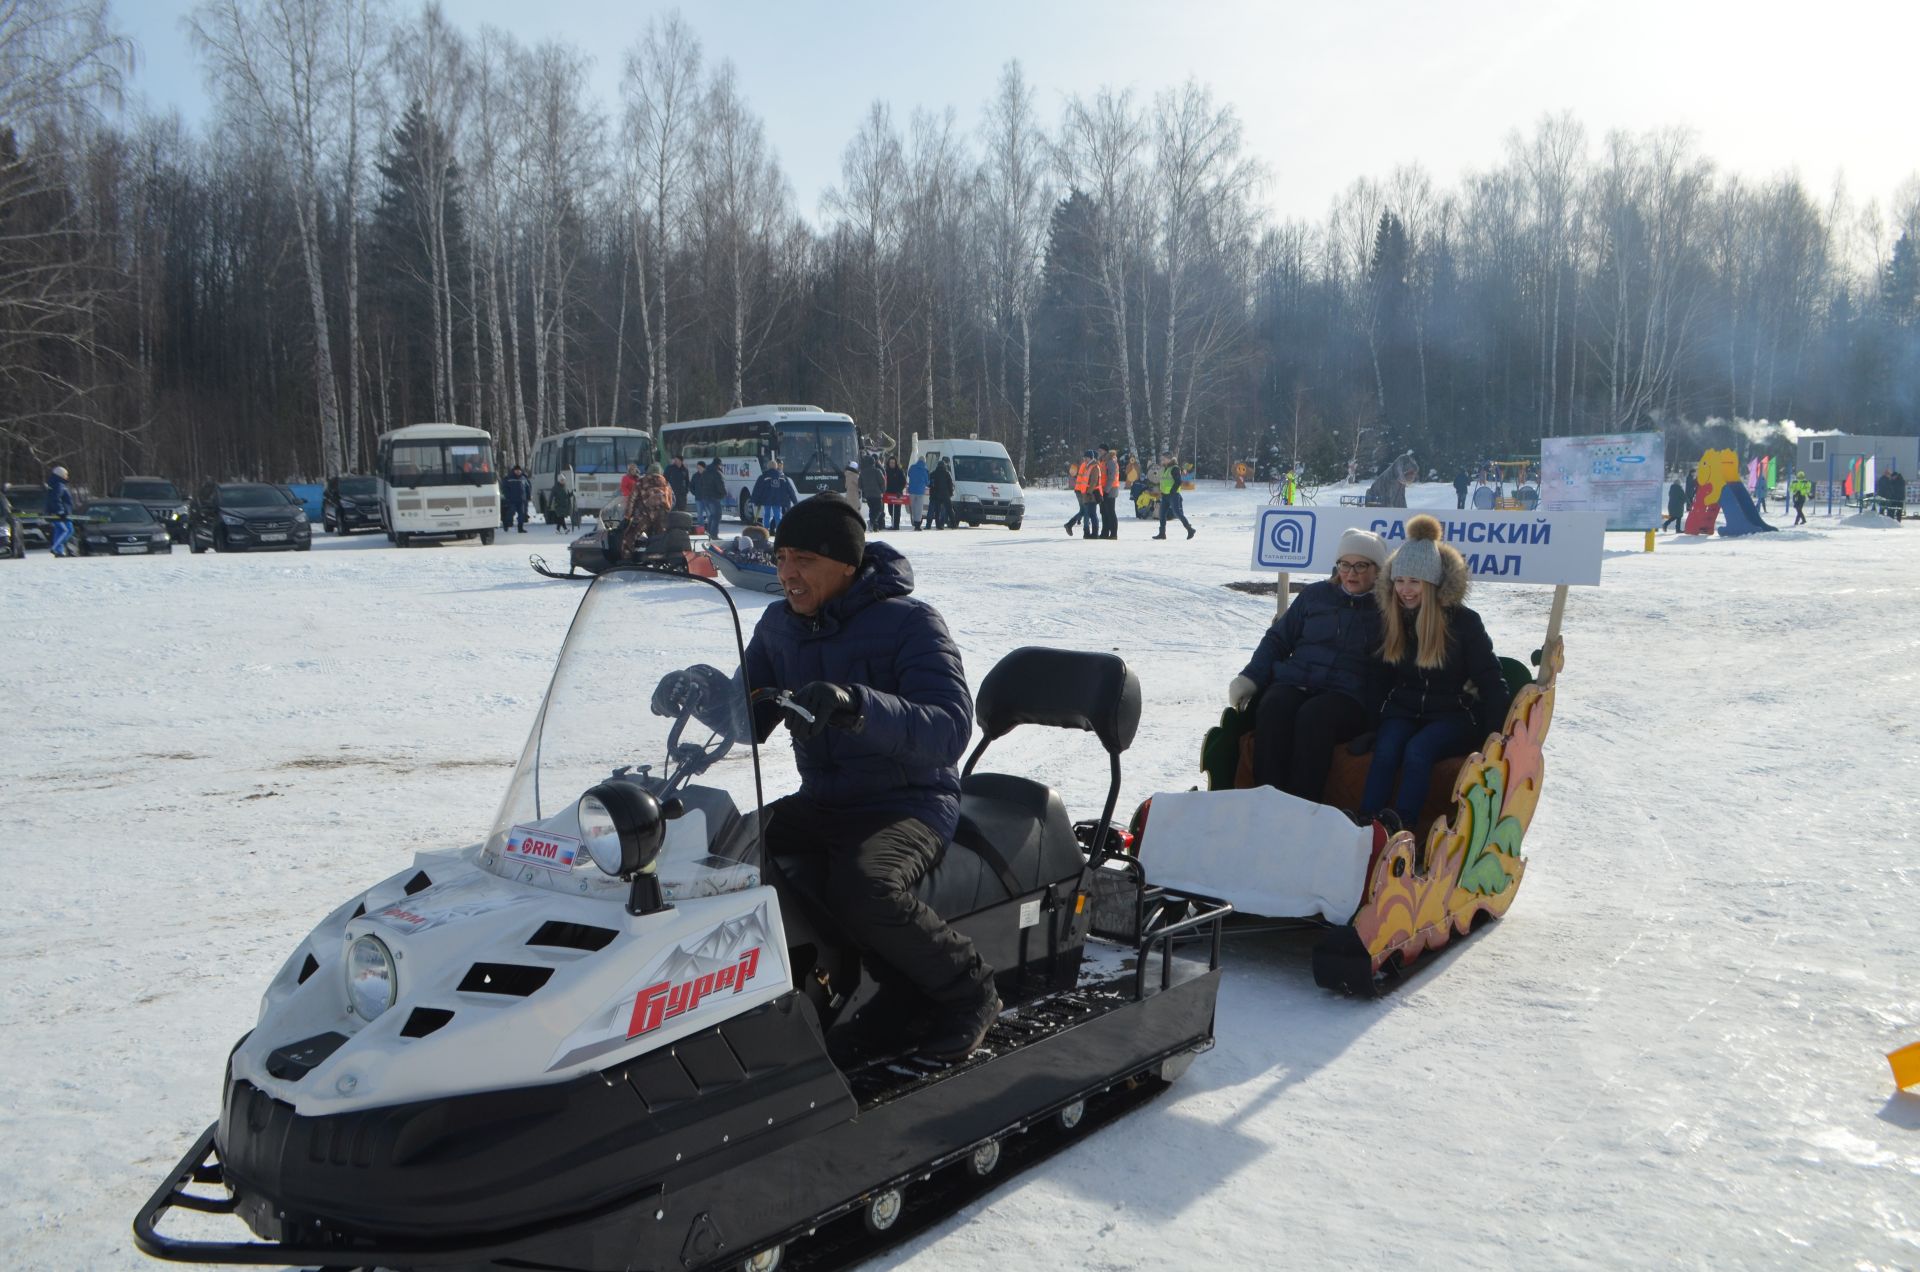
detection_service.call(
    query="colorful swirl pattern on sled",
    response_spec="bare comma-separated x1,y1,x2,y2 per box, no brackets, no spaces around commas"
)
1350,636,1563,977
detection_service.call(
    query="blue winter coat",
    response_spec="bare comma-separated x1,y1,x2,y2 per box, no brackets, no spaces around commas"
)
744,542,973,838
753,470,798,509
907,460,930,496
44,474,74,518
502,474,530,508
1238,578,1384,708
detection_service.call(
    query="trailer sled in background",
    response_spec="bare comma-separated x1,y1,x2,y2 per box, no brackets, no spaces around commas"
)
1135,504,1605,995
531,508,718,581
134,572,1225,1272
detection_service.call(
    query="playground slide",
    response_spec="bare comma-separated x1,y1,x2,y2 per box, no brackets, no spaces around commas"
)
1718,481,1778,536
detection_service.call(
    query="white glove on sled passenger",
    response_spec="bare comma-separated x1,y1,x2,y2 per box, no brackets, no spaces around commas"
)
1228,675,1258,712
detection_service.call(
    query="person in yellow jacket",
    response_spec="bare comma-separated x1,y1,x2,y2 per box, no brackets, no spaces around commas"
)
1064,448,1104,537
1790,471,1813,525
1154,453,1195,539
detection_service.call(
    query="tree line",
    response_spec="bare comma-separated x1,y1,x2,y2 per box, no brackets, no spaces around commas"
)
4,0,1917,492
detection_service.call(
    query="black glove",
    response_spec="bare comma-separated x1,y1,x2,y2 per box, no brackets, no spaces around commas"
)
651,664,728,719
1346,731,1376,757
786,681,861,739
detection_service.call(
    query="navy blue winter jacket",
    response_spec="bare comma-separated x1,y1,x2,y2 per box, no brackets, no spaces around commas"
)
1238,578,1384,708
1379,603,1511,736
743,542,973,839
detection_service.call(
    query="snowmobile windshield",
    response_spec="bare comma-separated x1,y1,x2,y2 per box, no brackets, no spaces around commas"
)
483,569,787,902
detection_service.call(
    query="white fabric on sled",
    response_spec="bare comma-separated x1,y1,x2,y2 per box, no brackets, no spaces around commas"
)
1138,787,1372,921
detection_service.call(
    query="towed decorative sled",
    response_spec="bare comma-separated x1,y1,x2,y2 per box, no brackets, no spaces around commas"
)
134,570,1226,1272
1135,504,1605,995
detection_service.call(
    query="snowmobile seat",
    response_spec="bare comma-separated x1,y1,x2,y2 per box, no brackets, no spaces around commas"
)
911,772,1084,918
916,647,1141,913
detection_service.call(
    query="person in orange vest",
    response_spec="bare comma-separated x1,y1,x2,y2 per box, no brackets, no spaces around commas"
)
1098,445,1121,539
1063,448,1104,537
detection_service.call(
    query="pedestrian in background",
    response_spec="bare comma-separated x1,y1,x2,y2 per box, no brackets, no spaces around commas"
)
691,459,726,537
929,457,954,529
885,457,908,530
1154,454,1195,540
1453,469,1470,509
1099,445,1121,539
548,472,574,533
45,465,76,558
859,455,886,531
665,455,690,509
1662,478,1686,533
907,453,930,529
502,465,531,533
1065,449,1101,537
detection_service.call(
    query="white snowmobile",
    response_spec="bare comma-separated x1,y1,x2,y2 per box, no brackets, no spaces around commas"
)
134,565,1227,1272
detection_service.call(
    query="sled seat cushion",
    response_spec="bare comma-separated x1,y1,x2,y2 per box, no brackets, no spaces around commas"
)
914,772,1084,919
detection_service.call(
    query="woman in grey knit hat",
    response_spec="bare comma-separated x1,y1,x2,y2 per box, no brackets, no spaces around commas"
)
1359,514,1511,831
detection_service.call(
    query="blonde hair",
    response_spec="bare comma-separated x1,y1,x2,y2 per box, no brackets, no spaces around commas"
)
1379,578,1452,669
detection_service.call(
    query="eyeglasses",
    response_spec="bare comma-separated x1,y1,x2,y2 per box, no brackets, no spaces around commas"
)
1334,560,1378,574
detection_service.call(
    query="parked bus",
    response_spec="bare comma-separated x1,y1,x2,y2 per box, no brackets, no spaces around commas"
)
530,427,654,527
375,423,500,547
658,405,858,524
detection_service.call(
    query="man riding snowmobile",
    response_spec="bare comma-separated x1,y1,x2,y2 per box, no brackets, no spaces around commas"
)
723,494,999,1062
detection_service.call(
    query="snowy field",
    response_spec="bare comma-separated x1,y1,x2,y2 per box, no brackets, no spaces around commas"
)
4,480,1917,1271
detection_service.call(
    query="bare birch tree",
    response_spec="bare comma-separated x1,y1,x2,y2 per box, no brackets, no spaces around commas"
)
978,59,1050,464
1055,88,1146,456
191,0,347,470
621,11,701,426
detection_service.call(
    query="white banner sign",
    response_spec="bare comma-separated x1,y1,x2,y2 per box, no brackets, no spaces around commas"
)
1251,506,1608,586
1540,432,1665,530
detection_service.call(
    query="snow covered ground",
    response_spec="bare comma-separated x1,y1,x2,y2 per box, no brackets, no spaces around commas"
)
4,481,1916,1271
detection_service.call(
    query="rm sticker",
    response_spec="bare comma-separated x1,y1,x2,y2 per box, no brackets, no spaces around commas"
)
505,825,581,874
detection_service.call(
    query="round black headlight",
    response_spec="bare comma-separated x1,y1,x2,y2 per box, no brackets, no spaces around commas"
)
577,780,680,879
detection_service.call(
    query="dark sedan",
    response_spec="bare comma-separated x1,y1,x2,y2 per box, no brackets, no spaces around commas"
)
1,490,22,559
77,498,174,556
118,476,192,542
4,484,51,551
188,482,314,553
322,474,382,534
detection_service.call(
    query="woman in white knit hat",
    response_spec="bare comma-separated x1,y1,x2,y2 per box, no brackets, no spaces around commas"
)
1227,525,1389,801
1360,514,1511,830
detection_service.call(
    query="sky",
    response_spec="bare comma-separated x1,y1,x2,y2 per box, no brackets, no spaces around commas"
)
116,0,1920,229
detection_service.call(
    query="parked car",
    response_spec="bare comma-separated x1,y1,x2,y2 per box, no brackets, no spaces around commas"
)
116,476,191,542
77,498,173,555
0,489,22,558
4,484,53,552
321,473,382,534
188,482,313,553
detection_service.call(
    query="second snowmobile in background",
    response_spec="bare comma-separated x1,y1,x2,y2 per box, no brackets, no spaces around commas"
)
135,566,1227,1272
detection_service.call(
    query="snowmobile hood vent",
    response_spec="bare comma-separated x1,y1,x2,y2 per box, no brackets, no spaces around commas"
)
400,1007,455,1038
526,920,618,952
457,963,554,997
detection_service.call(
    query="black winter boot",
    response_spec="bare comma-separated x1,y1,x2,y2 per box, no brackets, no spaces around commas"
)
920,965,1000,1062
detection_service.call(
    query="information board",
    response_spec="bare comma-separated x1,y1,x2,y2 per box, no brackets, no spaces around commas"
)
1539,433,1665,530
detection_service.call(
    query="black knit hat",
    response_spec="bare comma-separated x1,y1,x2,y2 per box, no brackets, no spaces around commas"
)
774,494,866,568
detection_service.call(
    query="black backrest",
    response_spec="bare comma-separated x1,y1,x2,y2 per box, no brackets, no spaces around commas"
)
973,647,1141,756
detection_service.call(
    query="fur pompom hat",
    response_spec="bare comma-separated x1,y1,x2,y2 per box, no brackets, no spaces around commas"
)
1382,514,1467,605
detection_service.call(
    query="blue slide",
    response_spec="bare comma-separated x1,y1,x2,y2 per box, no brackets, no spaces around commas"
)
1718,482,1778,536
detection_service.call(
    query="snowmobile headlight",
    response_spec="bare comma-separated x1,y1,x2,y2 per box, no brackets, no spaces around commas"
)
577,780,677,878
346,934,397,1020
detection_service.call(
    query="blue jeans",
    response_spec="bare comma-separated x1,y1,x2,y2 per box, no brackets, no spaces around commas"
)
1361,714,1481,824
697,499,722,538
761,504,783,530
49,518,74,556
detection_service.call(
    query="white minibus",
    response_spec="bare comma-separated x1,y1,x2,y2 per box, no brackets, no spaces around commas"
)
375,423,501,547
659,405,858,524
530,427,654,527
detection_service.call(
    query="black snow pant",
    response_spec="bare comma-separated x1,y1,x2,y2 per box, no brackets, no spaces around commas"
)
1099,492,1119,538
1251,686,1371,803
760,795,985,1002
865,497,885,531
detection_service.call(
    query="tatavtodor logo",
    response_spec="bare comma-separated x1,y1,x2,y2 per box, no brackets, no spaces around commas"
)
1257,509,1316,569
